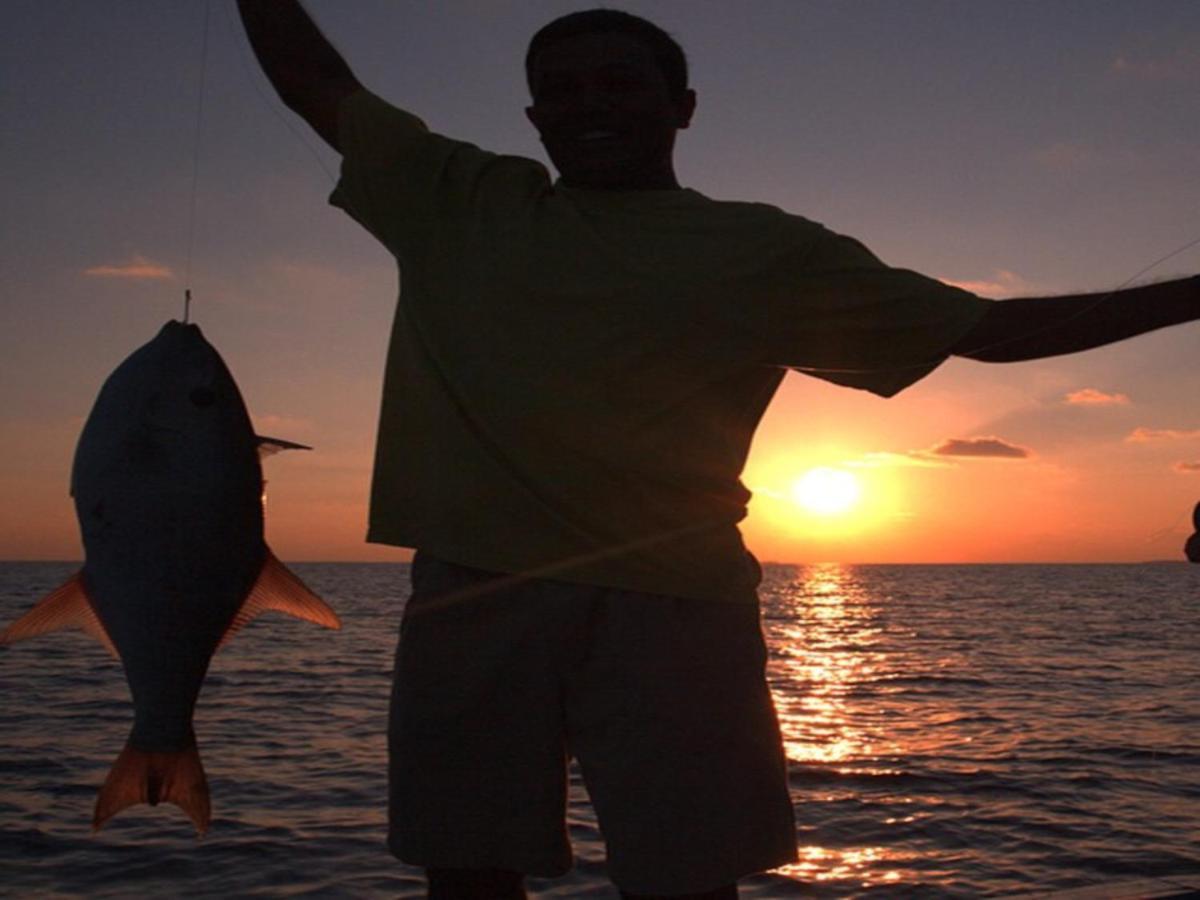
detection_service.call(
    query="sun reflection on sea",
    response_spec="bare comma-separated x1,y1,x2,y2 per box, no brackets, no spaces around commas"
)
765,563,928,888
774,845,913,884
768,562,900,766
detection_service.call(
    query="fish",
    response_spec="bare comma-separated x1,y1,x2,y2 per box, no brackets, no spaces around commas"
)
0,320,340,834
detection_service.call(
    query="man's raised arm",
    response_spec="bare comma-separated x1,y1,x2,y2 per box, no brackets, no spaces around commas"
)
237,0,362,152
952,275,1200,362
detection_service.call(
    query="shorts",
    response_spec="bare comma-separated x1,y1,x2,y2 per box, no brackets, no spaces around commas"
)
387,553,797,895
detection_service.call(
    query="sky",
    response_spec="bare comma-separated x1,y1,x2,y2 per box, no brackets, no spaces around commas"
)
3,0,1200,565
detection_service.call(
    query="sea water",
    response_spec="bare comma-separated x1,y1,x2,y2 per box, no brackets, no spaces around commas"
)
1,561,1197,898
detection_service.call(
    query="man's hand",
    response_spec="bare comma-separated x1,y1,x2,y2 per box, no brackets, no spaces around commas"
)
237,0,362,152
952,275,1200,362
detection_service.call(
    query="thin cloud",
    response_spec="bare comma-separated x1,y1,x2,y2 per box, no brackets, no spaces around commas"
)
1111,48,1200,82
846,451,951,469
1030,141,1105,174
1173,461,1200,473
1127,427,1200,443
83,254,174,281
940,269,1041,299
850,438,1032,467
931,437,1031,459
1064,388,1130,406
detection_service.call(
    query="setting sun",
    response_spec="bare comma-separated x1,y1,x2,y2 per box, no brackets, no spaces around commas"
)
791,467,862,516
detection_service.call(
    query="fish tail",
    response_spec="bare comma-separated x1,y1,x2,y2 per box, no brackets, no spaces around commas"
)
92,733,210,836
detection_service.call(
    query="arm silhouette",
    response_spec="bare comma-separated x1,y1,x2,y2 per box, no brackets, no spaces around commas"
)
237,0,362,151
953,275,1200,362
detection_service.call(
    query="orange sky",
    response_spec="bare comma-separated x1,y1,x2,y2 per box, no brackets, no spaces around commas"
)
11,347,1197,566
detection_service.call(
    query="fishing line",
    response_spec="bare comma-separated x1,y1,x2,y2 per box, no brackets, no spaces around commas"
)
182,0,212,325
220,0,339,185
220,0,386,270
179,0,342,328
1145,506,1189,545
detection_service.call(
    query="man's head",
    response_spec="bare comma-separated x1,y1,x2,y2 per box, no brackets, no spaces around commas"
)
524,9,696,191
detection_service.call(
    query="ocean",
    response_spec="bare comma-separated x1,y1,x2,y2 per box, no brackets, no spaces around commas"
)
1,561,1197,898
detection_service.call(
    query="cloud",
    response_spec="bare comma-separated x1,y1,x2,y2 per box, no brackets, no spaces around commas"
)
940,269,1042,299
83,254,174,281
850,437,1032,468
1127,427,1200,443
930,437,1032,459
1111,48,1200,82
1064,388,1131,407
1030,141,1107,174
1173,461,1200,473
846,451,951,469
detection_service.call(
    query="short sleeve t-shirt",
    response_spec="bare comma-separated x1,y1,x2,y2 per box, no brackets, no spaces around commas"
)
331,90,988,603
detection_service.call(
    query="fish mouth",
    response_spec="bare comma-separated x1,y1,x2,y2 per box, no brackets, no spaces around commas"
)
162,320,203,335
154,320,211,357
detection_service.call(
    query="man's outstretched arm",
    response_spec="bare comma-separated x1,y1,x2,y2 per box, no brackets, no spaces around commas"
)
237,0,362,152
952,275,1200,362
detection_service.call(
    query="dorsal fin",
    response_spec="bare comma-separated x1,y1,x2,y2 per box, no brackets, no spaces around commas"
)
217,549,340,649
0,571,119,659
256,435,313,459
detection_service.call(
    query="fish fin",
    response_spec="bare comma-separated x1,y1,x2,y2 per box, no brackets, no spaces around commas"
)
217,549,340,649
93,734,210,836
0,571,119,659
256,435,313,458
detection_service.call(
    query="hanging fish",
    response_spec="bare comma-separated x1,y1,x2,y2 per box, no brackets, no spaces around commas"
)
0,321,339,834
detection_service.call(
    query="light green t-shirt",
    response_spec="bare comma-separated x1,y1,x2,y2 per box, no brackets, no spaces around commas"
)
331,90,988,603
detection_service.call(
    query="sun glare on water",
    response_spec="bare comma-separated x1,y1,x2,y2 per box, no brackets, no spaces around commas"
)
791,467,862,516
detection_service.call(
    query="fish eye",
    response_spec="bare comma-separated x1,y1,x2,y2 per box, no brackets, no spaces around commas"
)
189,387,216,407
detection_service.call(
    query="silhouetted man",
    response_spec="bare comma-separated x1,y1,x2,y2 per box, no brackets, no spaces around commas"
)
238,4,1200,898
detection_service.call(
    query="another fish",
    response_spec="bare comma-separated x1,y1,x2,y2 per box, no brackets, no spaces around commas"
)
1186,501,1200,562
0,321,339,834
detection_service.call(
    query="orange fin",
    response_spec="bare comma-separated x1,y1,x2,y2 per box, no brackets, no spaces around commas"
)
217,548,340,649
0,571,119,659
93,736,210,835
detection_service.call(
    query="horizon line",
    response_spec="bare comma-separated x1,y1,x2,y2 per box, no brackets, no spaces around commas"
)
0,558,1191,567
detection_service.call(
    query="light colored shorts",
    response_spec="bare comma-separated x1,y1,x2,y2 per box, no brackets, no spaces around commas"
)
387,553,797,895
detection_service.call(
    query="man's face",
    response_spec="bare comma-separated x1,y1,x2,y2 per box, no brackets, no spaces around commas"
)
526,31,696,190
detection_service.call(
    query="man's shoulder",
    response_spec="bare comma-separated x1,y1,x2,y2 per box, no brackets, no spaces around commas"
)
337,89,551,196
338,88,428,135
681,190,829,247
688,189,820,225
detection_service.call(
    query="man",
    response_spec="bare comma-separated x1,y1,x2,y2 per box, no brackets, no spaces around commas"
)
237,4,1200,898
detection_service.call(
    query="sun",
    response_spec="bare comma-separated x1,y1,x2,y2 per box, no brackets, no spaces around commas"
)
791,467,862,516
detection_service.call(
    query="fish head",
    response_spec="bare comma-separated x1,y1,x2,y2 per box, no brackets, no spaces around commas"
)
71,321,261,498
136,321,246,442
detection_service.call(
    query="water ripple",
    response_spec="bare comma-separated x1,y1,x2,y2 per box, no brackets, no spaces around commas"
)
2,561,1199,896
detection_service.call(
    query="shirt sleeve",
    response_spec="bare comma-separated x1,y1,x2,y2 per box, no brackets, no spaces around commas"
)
767,228,991,397
328,90,548,260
